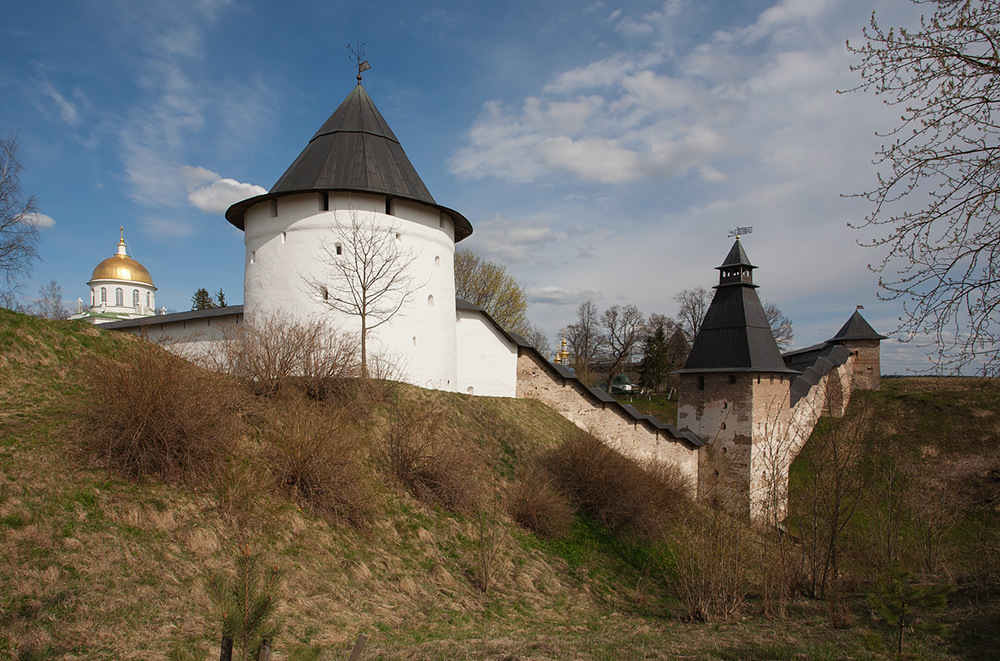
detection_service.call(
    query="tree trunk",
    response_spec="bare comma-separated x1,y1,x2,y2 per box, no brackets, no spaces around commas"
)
219,635,233,661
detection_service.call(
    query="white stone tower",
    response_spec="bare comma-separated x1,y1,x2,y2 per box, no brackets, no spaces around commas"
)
225,83,473,389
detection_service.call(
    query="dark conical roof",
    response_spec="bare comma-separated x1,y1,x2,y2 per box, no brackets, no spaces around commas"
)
225,84,473,241
718,239,754,270
828,310,887,342
270,84,435,202
677,240,796,374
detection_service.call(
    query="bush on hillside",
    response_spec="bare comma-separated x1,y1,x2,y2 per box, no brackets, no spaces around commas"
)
542,430,690,539
253,391,375,526
379,399,482,514
672,507,753,622
80,341,240,485
199,314,359,398
506,466,574,539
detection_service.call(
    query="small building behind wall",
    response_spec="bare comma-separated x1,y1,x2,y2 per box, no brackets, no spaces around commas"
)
100,306,244,362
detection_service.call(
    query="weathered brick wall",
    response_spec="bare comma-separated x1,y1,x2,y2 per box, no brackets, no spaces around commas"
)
846,340,881,390
677,373,753,508
516,352,700,492
517,348,862,519
750,358,853,520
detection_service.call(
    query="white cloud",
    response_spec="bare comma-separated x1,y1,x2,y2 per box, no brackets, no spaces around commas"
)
21,212,55,228
181,165,266,215
528,286,603,305
463,215,566,264
544,55,636,94
538,136,640,183
38,81,79,125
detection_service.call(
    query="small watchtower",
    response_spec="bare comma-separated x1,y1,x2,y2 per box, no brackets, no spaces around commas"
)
675,239,797,517
827,310,887,390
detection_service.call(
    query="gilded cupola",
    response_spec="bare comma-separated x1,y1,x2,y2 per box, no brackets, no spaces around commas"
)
89,227,154,287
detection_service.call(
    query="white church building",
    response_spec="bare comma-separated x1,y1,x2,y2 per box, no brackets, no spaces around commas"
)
69,227,159,324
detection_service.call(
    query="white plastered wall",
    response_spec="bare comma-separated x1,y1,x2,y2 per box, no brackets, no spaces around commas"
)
114,312,242,363
242,191,458,390
455,308,517,397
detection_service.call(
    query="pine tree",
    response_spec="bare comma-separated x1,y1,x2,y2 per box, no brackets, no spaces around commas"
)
869,564,950,656
191,288,216,310
208,546,284,661
638,323,669,392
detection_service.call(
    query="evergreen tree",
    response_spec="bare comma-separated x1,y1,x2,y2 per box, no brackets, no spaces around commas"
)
638,322,669,392
665,327,690,372
869,564,950,656
191,288,216,310
216,288,227,307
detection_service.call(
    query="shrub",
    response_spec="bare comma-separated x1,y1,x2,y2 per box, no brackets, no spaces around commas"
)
80,341,239,485
253,391,375,526
506,466,574,538
543,429,690,539
378,399,481,514
200,314,358,398
672,508,753,622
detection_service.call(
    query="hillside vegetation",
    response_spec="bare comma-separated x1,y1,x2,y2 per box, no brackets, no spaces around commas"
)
0,310,997,660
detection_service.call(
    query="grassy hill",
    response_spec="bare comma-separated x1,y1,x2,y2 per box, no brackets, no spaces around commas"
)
1,310,997,660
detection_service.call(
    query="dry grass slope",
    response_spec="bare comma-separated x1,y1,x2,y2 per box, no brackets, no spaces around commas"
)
0,310,994,660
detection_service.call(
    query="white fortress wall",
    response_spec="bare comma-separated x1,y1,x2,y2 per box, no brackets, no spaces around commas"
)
455,308,518,397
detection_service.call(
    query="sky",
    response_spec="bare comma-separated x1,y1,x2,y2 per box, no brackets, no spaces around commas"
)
1,0,943,373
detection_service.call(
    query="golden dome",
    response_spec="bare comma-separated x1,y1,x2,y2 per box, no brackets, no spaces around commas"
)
90,254,154,286
89,228,154,286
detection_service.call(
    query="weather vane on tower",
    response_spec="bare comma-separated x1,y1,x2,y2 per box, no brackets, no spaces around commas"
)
728,226,753,240
348,41,371,83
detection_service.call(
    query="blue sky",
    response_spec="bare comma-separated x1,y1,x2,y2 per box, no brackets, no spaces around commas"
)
3,0,939,373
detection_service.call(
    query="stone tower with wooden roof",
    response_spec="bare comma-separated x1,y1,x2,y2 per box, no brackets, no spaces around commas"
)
826,310,887,390
225,82,473,389
675,239,797,517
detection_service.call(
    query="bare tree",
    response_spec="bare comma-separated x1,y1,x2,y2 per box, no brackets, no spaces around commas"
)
601,304,645,390
454,249,528,335
673,287,711,344
307,213,417,377
520,322,552,357
847,1,1000,373
762,300,794,351
794,400,873,600
32,280,69,320
0,132,40,308
564,299,604,385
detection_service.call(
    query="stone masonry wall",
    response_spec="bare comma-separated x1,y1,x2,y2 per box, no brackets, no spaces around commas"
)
752,358,853,520
515,348,860,519
846,340,881,390
516,352,700,492
677,373,754,509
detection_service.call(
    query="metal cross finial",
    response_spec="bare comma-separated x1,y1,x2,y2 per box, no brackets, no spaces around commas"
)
119,226,125,244
727,226,753,240
348,42,370,83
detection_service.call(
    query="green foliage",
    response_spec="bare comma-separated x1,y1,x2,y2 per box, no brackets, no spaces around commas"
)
868,564,951,656
638,323,669,392
191,287,214,310
454,249,529,335
207,546,284,661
